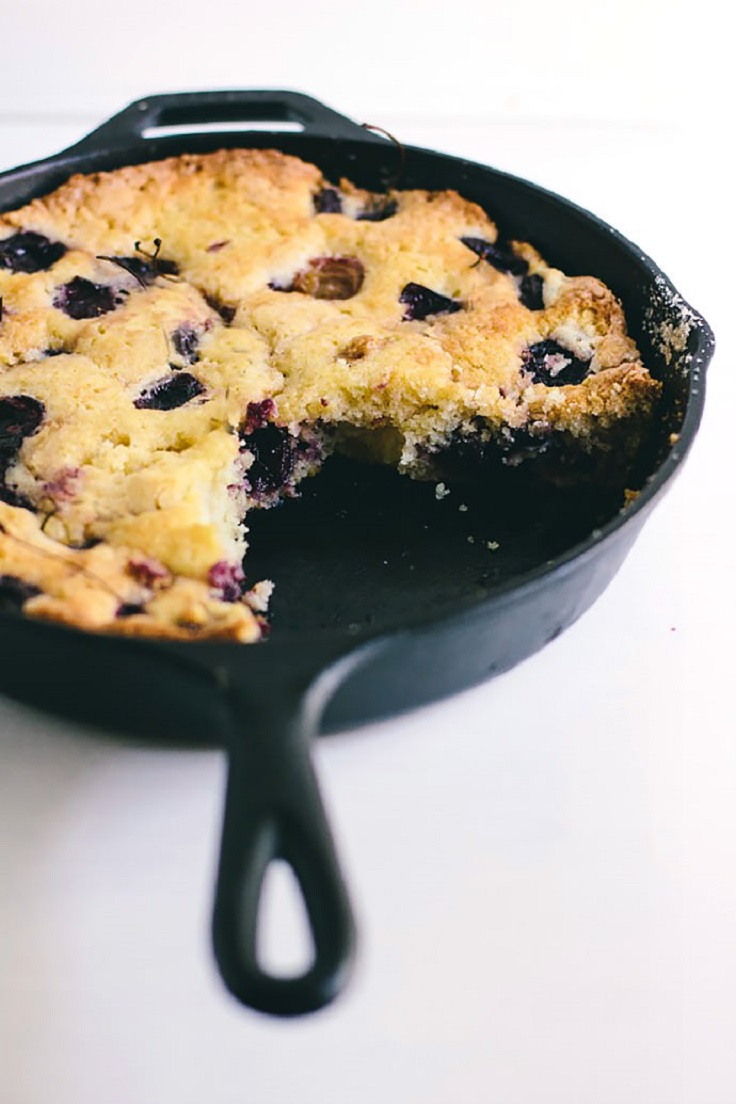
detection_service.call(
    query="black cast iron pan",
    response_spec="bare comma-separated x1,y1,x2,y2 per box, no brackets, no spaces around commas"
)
0,91,714,1017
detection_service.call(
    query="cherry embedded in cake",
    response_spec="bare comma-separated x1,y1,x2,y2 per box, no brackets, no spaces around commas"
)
399,283,463,321
0,231,67,273
0,149,661,641
519,274,544,311
461,236,529,277
97,250,179,288
282,256,365,300
134,372,207,410
171,324,201,363
314,187,342,214
53,277,125,319
522,340,592,387
0,395,45,452
357,197,398,222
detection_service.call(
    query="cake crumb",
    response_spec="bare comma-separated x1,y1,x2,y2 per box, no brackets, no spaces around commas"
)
458,503,468,512
244,579,273,613
435,482,450,500
486,540,500,551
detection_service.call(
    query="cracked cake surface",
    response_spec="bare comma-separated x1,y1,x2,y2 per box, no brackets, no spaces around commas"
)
0,148,661,641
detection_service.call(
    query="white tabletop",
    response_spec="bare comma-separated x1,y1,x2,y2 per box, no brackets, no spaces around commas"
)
0,9,732,1100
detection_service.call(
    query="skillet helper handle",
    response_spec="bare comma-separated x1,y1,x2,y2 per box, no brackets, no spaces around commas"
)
64,90,376,154
212,649,368,1017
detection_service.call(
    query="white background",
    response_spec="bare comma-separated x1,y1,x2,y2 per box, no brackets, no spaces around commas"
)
0,3,733,1102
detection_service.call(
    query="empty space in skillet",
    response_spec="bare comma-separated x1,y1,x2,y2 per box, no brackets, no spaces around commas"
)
243,454,625,637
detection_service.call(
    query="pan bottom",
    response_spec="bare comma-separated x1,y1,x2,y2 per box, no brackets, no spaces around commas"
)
244,453,625,637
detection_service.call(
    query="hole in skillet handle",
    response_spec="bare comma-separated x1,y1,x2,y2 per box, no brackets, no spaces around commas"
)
257,860,316,977
210,639,380,1017
62,90,388,157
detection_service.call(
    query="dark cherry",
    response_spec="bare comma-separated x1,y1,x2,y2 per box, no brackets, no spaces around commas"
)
242,398,276,434
0,231,67,274
208,561,245,603
290,257,365,300
240,423,298,497
314,188,342,214
116,602,144,618
522,340,591,386
98,254,179,287
134,373,206,410
53,277,123,320
400,282,463,321
0,575,41,612
0,395,40,500
0,395,45,451
43,467,81,503
461,236,529,277
358,198,398,222
519,274,545,311
127,555,170,586
204,293,237,323
171,324,199,364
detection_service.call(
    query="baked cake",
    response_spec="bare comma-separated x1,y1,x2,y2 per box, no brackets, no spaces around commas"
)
0,149,661,641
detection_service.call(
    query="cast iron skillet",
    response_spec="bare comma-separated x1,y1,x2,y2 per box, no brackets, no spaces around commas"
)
0,91,714,1017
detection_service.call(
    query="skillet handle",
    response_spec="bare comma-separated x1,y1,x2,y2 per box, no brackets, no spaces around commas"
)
64,90,379,154
211,644,376,1016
